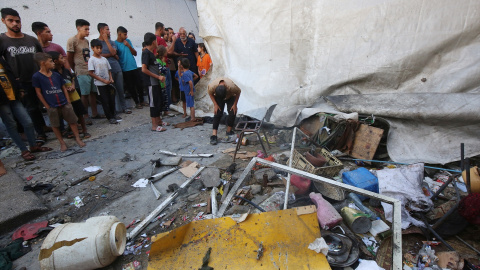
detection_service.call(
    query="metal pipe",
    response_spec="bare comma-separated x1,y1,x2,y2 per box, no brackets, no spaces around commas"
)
337,157,461,173
460,143,465,171
465,158,471,194
149,167,178,182
233,195,266,212
284,127,296,210
430,175,455,201
455,235,480,256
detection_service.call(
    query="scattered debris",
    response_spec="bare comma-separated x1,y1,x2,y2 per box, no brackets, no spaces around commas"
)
73,196,84,208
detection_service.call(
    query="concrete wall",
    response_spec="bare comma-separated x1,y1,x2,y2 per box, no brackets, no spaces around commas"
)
0,0,200,64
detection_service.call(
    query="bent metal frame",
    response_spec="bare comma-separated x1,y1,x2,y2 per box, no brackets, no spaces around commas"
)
218,127,402,270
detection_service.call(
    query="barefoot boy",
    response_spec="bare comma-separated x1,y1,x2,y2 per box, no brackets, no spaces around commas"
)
32,53,85,151
175,58,198,121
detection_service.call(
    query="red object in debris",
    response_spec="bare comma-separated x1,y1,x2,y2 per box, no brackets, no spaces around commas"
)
290,174,311,195
12,220,49,241
263,155,275,162
26,176,33,181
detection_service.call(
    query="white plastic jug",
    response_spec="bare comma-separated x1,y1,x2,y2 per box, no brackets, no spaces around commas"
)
39,216,126,270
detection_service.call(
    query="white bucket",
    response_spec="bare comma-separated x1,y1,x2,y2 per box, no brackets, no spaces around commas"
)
39,216,126,270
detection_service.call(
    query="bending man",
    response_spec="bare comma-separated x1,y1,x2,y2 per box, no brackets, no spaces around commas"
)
208,78,241,145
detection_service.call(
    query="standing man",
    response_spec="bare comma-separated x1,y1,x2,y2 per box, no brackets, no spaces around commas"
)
31,21,71,70
0,8,48,144
166,27,179,103
170,27,198,75
208,78,241,145
97,23,130,114
115,26,146,109
155,22,173,116
67,19,99,123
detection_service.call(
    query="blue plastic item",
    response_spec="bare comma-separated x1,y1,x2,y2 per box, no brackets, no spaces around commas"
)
342,167,379,201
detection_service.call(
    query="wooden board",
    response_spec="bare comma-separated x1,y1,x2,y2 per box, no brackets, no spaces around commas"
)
351,124,384,161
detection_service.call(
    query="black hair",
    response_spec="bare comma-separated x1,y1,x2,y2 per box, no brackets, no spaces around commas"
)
1,8,19,19
165,27,172,32
97,23,108,32
90,39,102,48
188,32,195,40
155,22,164,30
117,26,127,34
180,58,190,69
144,32,156,46
46,51,61,61
142,42,146,48
34,52,52,65
31,22,48,35
75,19,90,28
215,85,226,100
198,43,208,54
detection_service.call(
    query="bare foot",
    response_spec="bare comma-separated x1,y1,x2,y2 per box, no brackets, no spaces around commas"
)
0,160,7,177
190,118,196,122
182,114,187,118
76,139,86,148
60,144,68,152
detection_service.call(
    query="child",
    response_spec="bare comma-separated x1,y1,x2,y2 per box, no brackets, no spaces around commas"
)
142,32,168,132
32,53,85,152
48,51,90,139
155,46,172,116
197,43,212,79
175,58,198,121
87,39,118,124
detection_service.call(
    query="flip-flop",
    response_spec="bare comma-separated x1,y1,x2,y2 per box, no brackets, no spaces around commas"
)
30,146,53,153
91,114,105,119
161,122,170,126
82,133,91,139
21,151,36,161
154,126,167,132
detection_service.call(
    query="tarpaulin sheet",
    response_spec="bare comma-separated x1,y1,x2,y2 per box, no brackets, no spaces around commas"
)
195,0,480,164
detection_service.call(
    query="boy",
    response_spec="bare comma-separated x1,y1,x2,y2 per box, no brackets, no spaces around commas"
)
155,46,170,116
32,53,85,151
87,39,118,124
47,51,90,139
67,19,99,124
141,33,168,132
175,58,198,121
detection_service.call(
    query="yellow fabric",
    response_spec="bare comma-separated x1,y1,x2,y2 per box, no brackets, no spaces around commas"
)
0,63,15,101
64,78,80,102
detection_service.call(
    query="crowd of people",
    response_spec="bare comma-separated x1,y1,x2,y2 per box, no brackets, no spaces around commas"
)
0,7,214,169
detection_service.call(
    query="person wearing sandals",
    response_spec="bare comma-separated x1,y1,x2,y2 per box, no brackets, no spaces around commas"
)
33,53,85,152
97,23,131,115
115,26,146,109
48,51,90,139
141,33,169,132
0,55,52,160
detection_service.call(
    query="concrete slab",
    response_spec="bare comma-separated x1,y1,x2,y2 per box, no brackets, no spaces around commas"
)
0,168,48,235
199,167,221,188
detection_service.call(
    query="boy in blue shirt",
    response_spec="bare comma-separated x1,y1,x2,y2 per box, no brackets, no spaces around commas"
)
32,53,85,151
175,58,198,121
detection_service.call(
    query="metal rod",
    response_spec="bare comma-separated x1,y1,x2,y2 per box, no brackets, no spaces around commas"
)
127,167,206,240
460,143,465,171
455,235,480,256
233,195,266,212
465,158,472,194
430,175,455,201
337,158,461,173
284,127,296,210
149,167,178,182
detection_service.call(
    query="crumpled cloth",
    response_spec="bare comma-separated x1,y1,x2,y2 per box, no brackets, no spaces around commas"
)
376,163,433,229
308,237,329,256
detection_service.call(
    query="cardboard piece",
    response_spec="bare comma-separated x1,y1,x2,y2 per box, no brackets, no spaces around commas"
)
179,162,199,178
351,124,384,161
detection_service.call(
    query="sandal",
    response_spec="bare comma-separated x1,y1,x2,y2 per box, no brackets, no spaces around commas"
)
141,102,149,107
135,104,143,109
91,114,105,119
85,118,93,126
153,126,167,132
82,133,91,139
160,121,170,126
30,146,53,153
124,109,132,114
21,151,36,161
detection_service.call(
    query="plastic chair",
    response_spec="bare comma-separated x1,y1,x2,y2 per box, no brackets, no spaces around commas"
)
233,105,276,161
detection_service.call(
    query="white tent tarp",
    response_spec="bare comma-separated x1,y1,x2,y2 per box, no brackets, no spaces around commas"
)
195,0,480,164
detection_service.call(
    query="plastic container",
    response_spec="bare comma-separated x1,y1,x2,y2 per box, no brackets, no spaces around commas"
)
342,168,378,201
309,192,342,229
289,148,343,178
290,175,311,195
39,216,126,270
